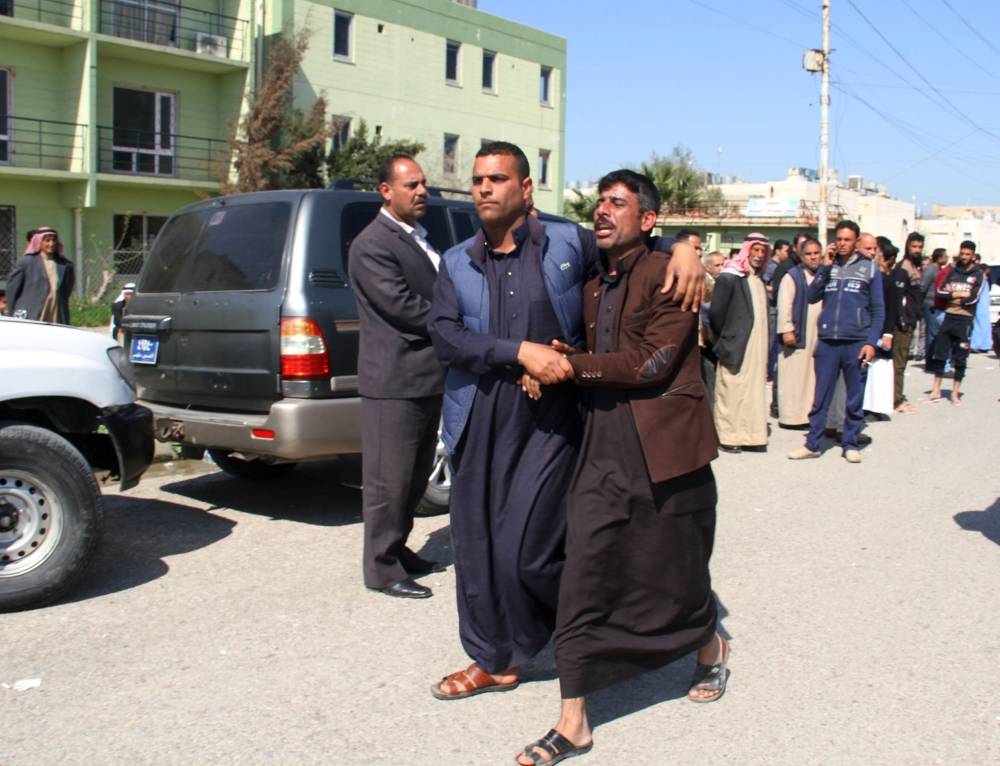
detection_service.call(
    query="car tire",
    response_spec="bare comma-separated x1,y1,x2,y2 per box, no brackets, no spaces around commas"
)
207,449,298,480
0,422,104,612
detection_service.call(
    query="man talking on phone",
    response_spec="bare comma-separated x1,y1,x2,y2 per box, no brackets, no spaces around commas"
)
789,219,884,464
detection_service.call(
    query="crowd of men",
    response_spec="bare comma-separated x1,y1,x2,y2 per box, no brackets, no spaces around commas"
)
696,225,990,463
345,141,995,762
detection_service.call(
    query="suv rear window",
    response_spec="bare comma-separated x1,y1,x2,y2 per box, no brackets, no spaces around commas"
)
139,202,292,293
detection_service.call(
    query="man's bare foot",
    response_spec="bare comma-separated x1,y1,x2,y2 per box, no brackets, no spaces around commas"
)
950,394,962,405
895,402,917,413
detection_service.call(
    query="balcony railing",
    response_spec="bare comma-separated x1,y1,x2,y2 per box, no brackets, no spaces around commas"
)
0,0,82,30
0,116,86,171
98,125,228,182
99,0,248,61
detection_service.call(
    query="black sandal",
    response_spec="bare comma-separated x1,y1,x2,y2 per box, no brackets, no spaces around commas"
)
688,635,730,703
517,729,593,765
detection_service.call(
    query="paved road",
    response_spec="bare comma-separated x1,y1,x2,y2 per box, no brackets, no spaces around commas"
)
5,355,1000,765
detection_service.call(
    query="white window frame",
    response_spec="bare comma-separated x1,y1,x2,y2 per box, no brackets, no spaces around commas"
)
333,10,353,62
0,68,12,165
482,49,496,93
112,86,176,176
538,149,551,188
113,0,180,48
540,65,553,105
443,133,459,177
446,40,461,86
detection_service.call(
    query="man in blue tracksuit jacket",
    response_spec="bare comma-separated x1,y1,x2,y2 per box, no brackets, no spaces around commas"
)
789,219,885,463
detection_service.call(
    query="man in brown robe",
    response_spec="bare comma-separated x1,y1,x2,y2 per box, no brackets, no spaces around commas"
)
514,170,724,765
776,238,823,427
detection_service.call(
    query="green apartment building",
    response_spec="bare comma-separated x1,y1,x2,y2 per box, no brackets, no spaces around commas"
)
0,0,565,299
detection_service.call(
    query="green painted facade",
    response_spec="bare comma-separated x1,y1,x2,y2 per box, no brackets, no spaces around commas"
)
281,0,566,211
0,0,565,299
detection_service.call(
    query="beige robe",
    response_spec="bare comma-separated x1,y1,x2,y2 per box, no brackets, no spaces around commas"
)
714,274,768,446
776,269,822,426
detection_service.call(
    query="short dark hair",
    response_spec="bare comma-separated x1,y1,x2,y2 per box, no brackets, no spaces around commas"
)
800,236,822,250
25,229,37,243
377,154,416,184
960,239,976,252
876,235,893,251
931,248,948,263
794,231,812,245
905,232,925,245
476,141,530,180
774,239,790,251
676,228,700,241
881,243,899,262
835,219,861,236
597,169,661,215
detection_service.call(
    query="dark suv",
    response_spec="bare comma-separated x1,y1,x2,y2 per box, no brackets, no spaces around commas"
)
124,186,560,509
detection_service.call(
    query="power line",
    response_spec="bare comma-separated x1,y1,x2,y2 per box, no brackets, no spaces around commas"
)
899,0,1000,83
681,0,804,49
937,0,1000,59
845,0,1000,142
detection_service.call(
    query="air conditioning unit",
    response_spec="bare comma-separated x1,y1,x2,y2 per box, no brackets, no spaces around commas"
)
196,33,226,57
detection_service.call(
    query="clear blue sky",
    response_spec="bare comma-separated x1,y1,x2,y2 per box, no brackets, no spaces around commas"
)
479,0,1000,209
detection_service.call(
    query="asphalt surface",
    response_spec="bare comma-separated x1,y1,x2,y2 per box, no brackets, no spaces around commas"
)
5,354,1000,765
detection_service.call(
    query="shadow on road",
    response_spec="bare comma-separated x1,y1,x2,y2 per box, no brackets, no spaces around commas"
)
954,497,1000,546
66,496,236,603
415,524,453,568
161,461,363,527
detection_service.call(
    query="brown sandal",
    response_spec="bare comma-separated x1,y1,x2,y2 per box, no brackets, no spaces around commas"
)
430,663,520,700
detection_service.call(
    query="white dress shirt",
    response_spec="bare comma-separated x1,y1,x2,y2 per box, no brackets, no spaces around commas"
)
380,207,440,271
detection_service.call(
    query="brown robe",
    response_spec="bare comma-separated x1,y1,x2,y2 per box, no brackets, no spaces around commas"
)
556,245,719,699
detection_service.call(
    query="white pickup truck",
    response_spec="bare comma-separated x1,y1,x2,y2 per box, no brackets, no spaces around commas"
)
0,318,153,611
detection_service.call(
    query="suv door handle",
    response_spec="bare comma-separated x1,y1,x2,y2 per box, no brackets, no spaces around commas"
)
122,315,172,332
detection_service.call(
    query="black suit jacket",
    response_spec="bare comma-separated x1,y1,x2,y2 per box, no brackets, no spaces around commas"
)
709,272,756,367
6,253,75,324
347,211,445,399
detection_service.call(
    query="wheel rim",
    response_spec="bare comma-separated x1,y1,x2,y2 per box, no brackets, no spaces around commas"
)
0,470,65,578
427,436,451,495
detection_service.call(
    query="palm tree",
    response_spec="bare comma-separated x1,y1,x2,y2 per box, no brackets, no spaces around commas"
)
563,188,598,222
638,147,724,215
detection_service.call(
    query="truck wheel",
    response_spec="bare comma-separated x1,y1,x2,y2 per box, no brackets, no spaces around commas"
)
0,423,103,612
416,431,450,517
208,449,297,480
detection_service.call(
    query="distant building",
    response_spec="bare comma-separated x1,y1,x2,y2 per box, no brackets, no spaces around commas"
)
655,168,915,253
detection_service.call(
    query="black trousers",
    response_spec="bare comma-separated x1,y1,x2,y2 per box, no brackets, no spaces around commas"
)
361,395,442,589
927,314,973,382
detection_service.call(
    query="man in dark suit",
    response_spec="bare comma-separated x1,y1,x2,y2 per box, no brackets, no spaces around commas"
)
347,155,445,600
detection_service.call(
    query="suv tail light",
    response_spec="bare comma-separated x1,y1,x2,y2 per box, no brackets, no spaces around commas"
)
280,317,330,378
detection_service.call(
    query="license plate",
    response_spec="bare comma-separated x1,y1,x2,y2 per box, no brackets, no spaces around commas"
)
129,335,160,365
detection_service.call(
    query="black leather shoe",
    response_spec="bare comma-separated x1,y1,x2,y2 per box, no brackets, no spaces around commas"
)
404,558,447,576
718,444,742,454
375,578,432,599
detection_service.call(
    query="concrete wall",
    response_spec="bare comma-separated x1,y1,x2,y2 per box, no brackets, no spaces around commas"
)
916,218,1000,261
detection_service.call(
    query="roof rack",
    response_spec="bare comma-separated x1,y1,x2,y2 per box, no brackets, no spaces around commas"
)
329,178,472,198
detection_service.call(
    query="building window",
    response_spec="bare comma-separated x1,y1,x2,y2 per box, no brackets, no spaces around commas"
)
443,134,459,177
446,40,461,85
482,50,496,92
334,10,353,60
0,206,15,278
331,116,351,151
538,150,551,188
0,0,11,17
0,69,10,164
111,87,175,176
113,213,168,275
112,0,180,48
540,65,552,104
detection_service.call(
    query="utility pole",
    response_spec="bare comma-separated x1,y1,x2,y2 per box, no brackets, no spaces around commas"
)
804,2,831,248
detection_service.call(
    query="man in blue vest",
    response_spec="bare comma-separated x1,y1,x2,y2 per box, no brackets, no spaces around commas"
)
789,219,885,464
427,141,703,700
